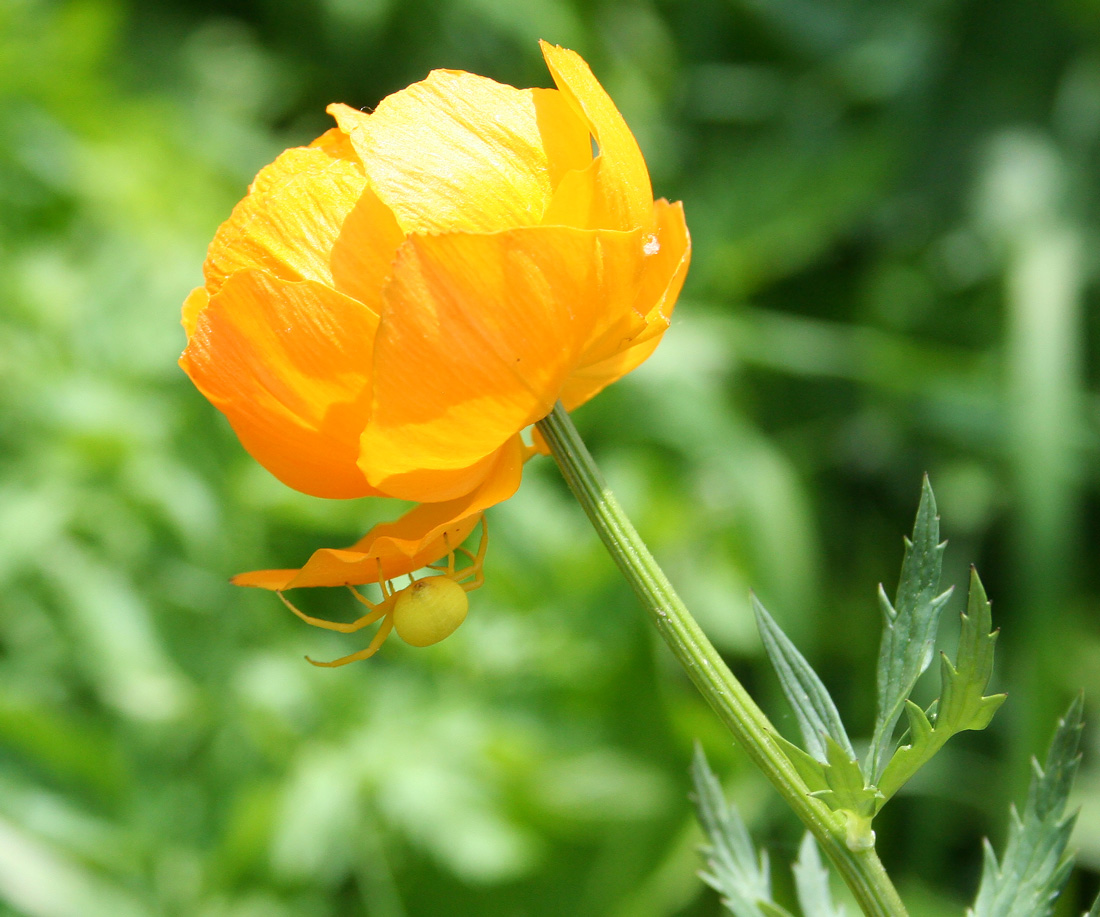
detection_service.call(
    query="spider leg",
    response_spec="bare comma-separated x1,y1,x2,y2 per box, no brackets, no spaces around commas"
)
277,590,388,633
441,533,457,576
306,616,395,668
375,559,393,599
428,534,462,576
473,514,488,564
459,515,488,592
460,568,484,591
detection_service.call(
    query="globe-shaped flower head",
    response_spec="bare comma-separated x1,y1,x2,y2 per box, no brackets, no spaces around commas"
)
179,41,690,659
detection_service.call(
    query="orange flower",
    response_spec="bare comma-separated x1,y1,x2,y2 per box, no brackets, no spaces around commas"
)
179,42,690,657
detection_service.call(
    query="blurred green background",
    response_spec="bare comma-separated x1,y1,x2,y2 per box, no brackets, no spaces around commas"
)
2,0,1099,913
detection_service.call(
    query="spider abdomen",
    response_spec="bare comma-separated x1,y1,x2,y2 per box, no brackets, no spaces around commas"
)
393,576,470,647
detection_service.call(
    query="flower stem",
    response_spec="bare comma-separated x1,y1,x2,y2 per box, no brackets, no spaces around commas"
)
536,402,907,917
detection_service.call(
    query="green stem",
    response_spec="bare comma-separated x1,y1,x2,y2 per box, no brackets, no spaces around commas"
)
536,402,906,917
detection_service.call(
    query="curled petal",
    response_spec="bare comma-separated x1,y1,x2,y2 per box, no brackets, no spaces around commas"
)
531,87,593,188
541,156,599,229
330,73,561,234
540,41,653,232
561,198,691,408
180,270,380,499
233,435,523,589
360,224,654,495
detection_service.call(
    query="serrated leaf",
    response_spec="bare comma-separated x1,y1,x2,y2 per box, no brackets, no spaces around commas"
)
819,737,880,851
753,595,854,763
967,695,1084,917
938,569,1005,730
692,744,795,917
876,568,1006,806
866,476,954,781
793,833,846,917
820,737,879,818
774,736,878,849
773,733,830,796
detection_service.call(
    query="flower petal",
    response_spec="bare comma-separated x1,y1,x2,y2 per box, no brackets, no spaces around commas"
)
180,270,381,499
561,198,691,408
181,286,209,338
233,435,523,589
202,127,403,307
531,87,594,187
540,156,600,228
362,448,510,505
360,224,651,496
539,41,653,232
328,182,406,309
330,73,558,233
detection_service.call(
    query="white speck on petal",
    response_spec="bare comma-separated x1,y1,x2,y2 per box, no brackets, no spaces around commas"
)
643,234,660,256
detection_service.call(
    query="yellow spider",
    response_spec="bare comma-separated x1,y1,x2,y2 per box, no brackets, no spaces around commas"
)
277,515,488,667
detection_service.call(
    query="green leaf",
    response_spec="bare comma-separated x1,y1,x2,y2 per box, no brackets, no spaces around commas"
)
778,734,880,848
1085,891,1100,917
967,695,1084,917
792,833,845,917
691,744,795,917
819,738,878,816
938,570,1005,731
753,595,854,763
772,734,830,796
817,737,880,851
876,568,1006,805
773,732,878,850
866,476,954,781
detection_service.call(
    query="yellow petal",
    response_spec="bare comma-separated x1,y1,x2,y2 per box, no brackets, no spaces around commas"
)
540,156,600,228
181,286,209,338
362,448,510,505
180,270,381,499
561,199,691,409
539,41,653,232
233,436,522,589
202,129,402,308
327,182,406,310
331,71,558,233
252,126,357,195
531,87,593,187
324,102,370,139
360,224,651,494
